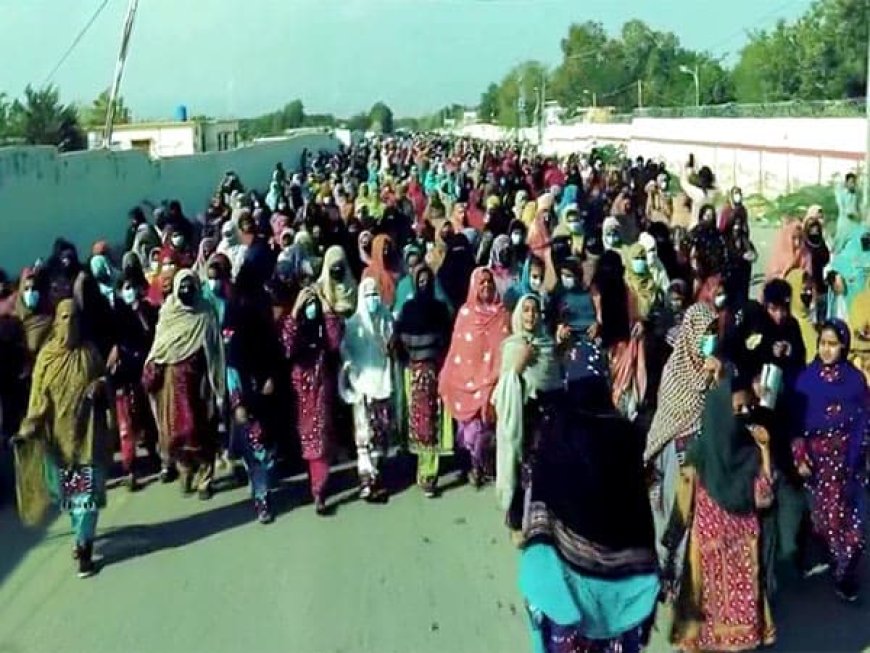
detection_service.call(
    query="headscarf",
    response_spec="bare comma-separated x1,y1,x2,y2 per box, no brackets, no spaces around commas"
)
488,234,514,298
523,375,657,578
131,223,161,269
513,190,529,222
644,303,719,461
623,243,659,320
216,219,247,279
396,265,450,336
316,245,357,316
439,267,511,422
358,230,374,269
689,372,762,515
194,237,218,282
765,220,810,281
437,233,477,310
340,277,394,401
362,234,398,308
829,228,870,311
638,231,670,294
145,270,225,401
14,267,52,355
557,184,579,217
786,268,818,362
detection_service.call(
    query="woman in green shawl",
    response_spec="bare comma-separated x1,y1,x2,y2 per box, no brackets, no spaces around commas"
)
492,294,567,542
669,374,776,651
12,299,111,578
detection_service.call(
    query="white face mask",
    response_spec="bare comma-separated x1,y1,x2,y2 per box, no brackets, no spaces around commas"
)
646,250,658,267
732,193,743,205
207,278,221,294
529,276,543,292
560,276,576,290
150,259,159,272
171,235,184,248
714,293,727,309
510,232,523,246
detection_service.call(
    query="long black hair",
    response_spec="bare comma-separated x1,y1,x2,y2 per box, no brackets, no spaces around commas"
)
591,250,630,347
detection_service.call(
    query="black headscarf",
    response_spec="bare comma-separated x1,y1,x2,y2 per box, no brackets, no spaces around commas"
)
525,375,657,579
396,266,450,337
591,250,630,347
437,233,476,310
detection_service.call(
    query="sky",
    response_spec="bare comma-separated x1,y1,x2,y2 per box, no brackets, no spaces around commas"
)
0,0,813,120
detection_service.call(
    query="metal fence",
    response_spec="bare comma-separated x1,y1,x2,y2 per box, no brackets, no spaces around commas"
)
633,99,864,119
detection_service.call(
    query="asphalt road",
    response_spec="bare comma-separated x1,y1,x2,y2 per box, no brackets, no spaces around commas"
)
1,225,868,653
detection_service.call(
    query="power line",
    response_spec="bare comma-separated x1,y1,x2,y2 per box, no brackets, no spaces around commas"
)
43,0,111,86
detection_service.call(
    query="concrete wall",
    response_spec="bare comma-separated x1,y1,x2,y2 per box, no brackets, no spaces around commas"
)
458,117,865,198
0,132,340,274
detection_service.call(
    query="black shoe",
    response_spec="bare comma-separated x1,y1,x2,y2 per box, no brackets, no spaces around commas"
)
197,486,213,501
180,475,194,496
836,578,859,603
314,496,329,516
125,473,139,493
159,466,177,484
76,543,96,579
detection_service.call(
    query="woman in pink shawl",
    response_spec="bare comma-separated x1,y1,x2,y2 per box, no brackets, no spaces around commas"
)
439,267,511,486
765,219,811,281
527,196,557,290
407,179,427,220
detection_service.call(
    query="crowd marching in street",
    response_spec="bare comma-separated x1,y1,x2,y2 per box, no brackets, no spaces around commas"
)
0,133,866,653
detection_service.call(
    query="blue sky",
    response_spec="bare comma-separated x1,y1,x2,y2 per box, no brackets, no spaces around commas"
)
0,0,812,119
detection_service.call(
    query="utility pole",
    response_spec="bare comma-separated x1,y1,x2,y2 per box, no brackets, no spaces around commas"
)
537,74,546,147
864,26,870,217
103,0,139,149
637,79,643,109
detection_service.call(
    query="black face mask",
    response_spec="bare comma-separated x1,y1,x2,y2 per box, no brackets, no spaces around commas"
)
177,288,195,307
329,265,344,281
807,231,822,244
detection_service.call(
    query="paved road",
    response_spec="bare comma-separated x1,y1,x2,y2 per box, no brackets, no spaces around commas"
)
2,226,869,653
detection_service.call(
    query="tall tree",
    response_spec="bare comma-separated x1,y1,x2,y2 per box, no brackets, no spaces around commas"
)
281,100,305,129
478,83,501,123
9,85,85,151
368,102,394,133
81,88,131,127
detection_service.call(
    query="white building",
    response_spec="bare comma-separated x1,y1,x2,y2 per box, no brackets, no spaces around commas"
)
87,119,240,157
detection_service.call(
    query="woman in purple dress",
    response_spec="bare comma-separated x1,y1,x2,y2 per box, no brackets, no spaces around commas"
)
793,318,868,602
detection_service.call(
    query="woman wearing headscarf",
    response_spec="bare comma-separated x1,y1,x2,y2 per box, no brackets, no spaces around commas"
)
803,206,829,294
512,190,529,223
395,265,453,497
723,212,758,309
110,266,158,491
131,222,161,271
793,319,868,602
787,268,819,363
223,276,283,524
645,303,721,597
623,243,663,322
14,267,53,365
670,376,777,651
591,251,647,420
437,232,477,312
340,278,395,501
503,254,549,316
439,267,511,487
193,237,218,283
280,285,345,514
362,234,400,310
519,374,659,653
828,228,870,318
315,245,357,319
765,219,811,282
848,275,870,382
142,270,226,497
493,294,566,540
637,232,670,295
487,234,515,299
216,218,248,280
12,299,110,577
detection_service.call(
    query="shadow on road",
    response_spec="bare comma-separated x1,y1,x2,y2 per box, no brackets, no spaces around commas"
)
769,564,870,652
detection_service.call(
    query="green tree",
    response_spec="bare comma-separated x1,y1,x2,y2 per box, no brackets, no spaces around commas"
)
9,85,85,151
346,112,370,132
368,102,394,133
81,88,131,127
478,83,500,123
281,100,305,129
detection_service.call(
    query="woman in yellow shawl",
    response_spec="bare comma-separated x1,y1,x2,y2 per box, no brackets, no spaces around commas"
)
623,243,662,321
786,268,818,363
316,245,358,319
142,270,225,498
12,299,110,577
355,182,383,219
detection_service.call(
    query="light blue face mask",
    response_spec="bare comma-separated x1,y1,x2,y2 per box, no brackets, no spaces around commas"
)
700,333,718,357
364,294,380,314
22,289,40,309
603,234,620,249
567,221,583,235
121,287,137,306
207,278,221,295
304,302,318,321
631,259,648,275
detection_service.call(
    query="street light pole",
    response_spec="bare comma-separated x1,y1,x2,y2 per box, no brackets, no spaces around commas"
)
679,64,701,108
863,28,870,216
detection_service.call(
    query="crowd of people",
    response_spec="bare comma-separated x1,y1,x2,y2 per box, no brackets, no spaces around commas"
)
0,133,866,653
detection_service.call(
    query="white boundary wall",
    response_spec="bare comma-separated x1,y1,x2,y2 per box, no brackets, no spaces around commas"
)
460,117,865,198
0,133,340,273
